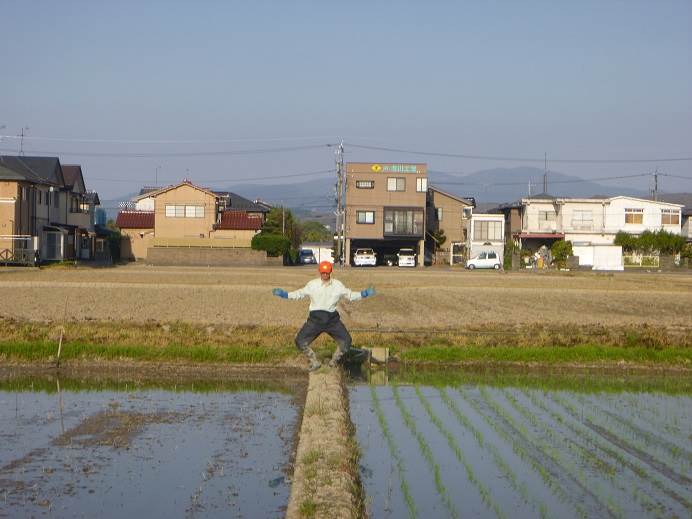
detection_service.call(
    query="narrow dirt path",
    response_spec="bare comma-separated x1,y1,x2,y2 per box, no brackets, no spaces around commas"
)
286,369,363,519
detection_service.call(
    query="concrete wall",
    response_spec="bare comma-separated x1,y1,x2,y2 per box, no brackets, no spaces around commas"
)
120,228,154,261
208,228,258,247
146,246,278,266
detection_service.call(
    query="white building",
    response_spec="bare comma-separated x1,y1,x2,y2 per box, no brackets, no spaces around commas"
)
469,213,505,263
500,194,683,269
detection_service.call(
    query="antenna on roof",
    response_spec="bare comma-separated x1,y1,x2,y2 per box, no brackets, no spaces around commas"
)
18,126,29,156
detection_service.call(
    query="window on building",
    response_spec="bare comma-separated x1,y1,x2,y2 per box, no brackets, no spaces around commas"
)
661,209,680,225
571,210,593,229
416,178,428,192
473,221,503,241
21,187,27,201
166,204,204,218
437,207,443,221
185,205,204,218
625,208,644,224
538,210,556,221
356,180,374,189
356,210,375,224
53,192,59,209
462,207,472,219
383,209,424,236
387,177,406,192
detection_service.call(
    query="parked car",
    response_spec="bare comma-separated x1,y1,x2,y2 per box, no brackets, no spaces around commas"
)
353,248,377,267
382,253,398,266
466,251,501,270
298,249,317,265
397,248,416,267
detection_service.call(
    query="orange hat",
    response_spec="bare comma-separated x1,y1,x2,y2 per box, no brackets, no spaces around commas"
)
318,261,333,273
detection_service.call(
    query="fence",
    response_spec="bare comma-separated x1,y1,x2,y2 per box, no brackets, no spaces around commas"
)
0,235,39,266
623,254,659,268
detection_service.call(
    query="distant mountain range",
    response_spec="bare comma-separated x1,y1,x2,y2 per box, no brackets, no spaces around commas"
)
102,167,672,222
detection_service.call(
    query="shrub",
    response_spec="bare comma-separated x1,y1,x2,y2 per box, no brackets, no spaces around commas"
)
550,240,573,268
251,233,291,257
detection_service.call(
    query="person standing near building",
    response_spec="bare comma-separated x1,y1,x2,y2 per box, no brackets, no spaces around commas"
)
272,261,376,370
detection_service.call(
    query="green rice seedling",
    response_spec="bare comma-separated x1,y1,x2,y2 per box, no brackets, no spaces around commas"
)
439,388,549,516
502,389,617,477
481,387,623,519
550,393,692,512
580,394,692,470
392,385,459,519
370,385,417,519
416,387,505,519
568,393,691,489
453,386,574,516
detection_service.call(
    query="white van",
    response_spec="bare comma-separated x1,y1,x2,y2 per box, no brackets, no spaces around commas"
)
466,251,501,270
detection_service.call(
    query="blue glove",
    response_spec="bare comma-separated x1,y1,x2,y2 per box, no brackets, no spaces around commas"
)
360,286,376,298
272,288,288,299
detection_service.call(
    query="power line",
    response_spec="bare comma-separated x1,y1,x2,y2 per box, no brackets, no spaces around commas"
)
660,173,692,180
344,142,692,164
0,143,335,158
431,172,651,187
0,134,339,144
69,168,336,184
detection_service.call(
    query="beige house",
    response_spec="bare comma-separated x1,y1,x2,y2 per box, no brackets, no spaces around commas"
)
116,211,154,261
344,162,428,266
117,180,266,262
426,186,474,265
0,155,101,264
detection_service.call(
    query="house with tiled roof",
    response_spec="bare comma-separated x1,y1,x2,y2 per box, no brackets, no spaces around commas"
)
116,180,270,262
0,155,102,263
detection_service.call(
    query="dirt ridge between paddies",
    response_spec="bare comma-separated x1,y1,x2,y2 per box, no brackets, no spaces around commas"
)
286,368,365,519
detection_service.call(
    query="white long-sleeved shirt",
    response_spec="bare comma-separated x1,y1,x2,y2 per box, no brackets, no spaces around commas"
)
288,278,362,312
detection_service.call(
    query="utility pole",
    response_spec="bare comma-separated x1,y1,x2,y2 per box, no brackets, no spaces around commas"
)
652,169,659,201
282,204,285,236
334,141,345,265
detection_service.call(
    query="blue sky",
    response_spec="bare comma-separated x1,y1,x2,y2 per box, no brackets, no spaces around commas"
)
1,1,691,200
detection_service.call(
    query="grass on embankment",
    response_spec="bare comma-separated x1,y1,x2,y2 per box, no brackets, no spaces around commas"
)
0,318,690,366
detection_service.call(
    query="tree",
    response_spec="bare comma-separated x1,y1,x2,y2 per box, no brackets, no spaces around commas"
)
551,240,573,269
614,230,684,255
262,207,301,250
251,233,291,257
301,221,332,242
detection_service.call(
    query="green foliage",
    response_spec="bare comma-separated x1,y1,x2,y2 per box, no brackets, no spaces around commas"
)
301,221,332,242
251,232,291,256
681,243,692,259
550,240,573,268
614,230,685,254
262,207,302,249
104,220,121,261
429,229,447,249
614,231,637,252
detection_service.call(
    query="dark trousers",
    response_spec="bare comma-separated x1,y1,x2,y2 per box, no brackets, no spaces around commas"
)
295,310,352,362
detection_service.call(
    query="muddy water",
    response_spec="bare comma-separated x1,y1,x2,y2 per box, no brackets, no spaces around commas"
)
0,374,303,518
349,368,692,519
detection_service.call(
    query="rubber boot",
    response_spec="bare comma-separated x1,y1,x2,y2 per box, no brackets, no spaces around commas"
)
306,349,321,371
328,350,344,368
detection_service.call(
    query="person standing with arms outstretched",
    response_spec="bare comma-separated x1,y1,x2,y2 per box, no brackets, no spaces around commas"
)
272,261,376,371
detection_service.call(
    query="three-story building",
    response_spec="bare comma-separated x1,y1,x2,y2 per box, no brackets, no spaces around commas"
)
344,162,428,266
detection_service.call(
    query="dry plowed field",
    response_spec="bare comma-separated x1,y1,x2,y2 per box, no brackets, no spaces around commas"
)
1,265,690,330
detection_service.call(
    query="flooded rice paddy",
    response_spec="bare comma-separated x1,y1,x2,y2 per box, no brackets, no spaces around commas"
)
350,369,692,519
0,371,304,518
